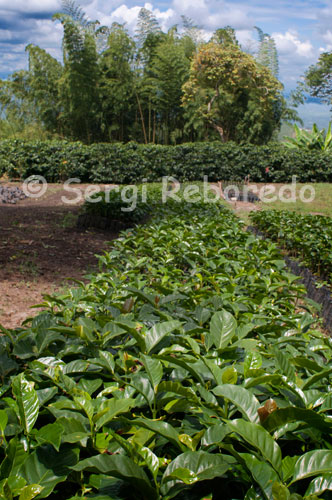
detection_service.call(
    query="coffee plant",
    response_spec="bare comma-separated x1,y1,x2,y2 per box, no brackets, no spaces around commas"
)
1,139,332,183
250,209,332,281
0,197,331,499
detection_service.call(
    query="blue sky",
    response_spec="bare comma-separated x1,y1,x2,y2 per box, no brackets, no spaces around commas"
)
0,0,331,127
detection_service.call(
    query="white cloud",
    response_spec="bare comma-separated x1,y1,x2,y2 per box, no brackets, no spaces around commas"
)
273,30,314,58
321,30,332,50
0,0,60,13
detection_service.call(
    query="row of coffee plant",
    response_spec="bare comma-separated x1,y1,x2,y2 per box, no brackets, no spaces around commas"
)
250,210,332,281
0,196,332,499
1,139,332,183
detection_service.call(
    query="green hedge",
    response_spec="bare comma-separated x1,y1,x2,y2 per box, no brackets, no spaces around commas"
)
1,139,332,183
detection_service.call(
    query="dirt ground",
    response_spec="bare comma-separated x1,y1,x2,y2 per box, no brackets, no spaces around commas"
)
0,182,118,329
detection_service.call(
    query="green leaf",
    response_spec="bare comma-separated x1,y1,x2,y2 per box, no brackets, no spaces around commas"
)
157,381,199,403
263,407,332,434
145,320,182,354
0,410,8,434
33,423,64,451
94,398,135,431
19,485,44,500
161,451,232,498
74,394,94,427
302,367,332,390
222,366,237,385
72,454,158,500
271,482,290,500
19,446,79,499
128,418,185,451
140,355,163,391
305,474,332,496
213,385,260,423
240,453,279,500
137,446,160,483
0,438,27,479
227,419,282,474
207,310,237,351
90,351,115,374
12,374,39,435
282,456,299,483
129,374,154,406
243,351,263,378
201,423,229,447
291,450,332,484
274,349,296,383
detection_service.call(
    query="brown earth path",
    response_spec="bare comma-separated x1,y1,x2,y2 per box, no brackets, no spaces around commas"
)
0,182,117,329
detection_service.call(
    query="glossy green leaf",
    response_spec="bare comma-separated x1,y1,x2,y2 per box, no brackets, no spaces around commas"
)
72,454,158,499
0,410,8,434
145,320,182,353
240,453,279,500
94,398,135,430
12,374,39,435
227,419,282,474
140,355,163,391
221,366,238,385
213,385,260,423
291,450,332,484
19,485,44,500
128,418,185,451
305,474,332,496
161,451,233,498
19,446,79,498
33,423,64,451
207,310,237,351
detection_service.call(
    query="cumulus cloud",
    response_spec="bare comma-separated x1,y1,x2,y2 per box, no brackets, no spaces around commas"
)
273,30,314,58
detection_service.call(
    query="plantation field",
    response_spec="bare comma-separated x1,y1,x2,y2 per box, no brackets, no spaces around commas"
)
250,209,332,284
0,188,332,500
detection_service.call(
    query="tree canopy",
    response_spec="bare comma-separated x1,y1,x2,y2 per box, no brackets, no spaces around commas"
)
182,41,284,143
0,0,293,144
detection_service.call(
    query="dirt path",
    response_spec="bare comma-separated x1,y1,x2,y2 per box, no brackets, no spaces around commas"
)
0,183,117,329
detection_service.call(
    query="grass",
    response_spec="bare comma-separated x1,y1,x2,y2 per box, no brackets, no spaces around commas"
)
253,183,332,216
231,183,332,224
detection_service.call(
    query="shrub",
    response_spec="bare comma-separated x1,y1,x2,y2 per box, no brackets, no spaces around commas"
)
1,139,332,183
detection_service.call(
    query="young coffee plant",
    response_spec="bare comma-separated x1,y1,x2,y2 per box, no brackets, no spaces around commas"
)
0,197,331,499
250,209,332,281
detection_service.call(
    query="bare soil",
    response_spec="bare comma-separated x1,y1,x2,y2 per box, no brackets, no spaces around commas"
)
0,182,118,329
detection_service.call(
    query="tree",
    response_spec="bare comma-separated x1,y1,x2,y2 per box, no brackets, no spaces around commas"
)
304,51,332,108
182,41,284,144
135,8,161,49
254,27,279,78
25,45,63,134
54,13,101,142
148,29,193,144
99,23,136,142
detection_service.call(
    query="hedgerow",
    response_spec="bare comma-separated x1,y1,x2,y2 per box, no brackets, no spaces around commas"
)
1,139,332,183
0,195,332,499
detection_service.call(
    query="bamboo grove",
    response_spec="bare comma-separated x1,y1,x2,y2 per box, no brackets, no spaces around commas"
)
0,1,295,145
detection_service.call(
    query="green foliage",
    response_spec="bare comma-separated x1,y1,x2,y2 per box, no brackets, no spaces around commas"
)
82,184,163,224
284,123,332,151
182,41,284,144
304,51,332,108
0,0,292,145
0,198,331,499
250,209,332,280
254,27,279,78
1,139,332,184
